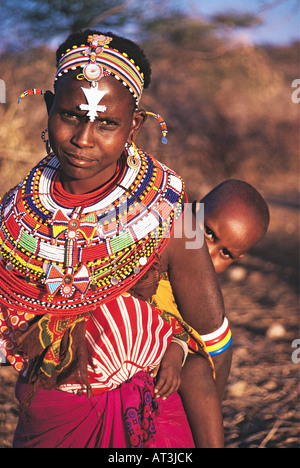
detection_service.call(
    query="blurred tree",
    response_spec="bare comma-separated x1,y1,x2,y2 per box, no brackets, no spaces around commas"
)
139,12,264,59
0,0,131,49
212,12,262,28
141,14,217,43
0,0,181,51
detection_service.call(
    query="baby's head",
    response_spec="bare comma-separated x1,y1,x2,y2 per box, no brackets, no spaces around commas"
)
199,179,269,274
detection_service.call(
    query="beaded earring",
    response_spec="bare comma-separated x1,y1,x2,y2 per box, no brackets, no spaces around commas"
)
41,128,52,154
125,142,141,170
146,112,168,144
18,88,45,104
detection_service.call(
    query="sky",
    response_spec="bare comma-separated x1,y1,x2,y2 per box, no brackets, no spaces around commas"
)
171,0,299,45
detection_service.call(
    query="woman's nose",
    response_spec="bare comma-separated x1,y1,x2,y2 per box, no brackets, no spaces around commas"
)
71,122,95,148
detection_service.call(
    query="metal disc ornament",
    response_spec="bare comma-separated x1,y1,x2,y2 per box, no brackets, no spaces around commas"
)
6,262,13,271
111,275,119,285
139,256,147,266
127,155,140,170
83,63,103,82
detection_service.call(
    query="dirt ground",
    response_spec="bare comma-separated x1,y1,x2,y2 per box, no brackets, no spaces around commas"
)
220,182,300,448
0,185,299,449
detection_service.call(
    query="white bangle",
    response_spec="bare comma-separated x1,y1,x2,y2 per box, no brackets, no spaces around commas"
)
171,336,189,367
200,317,228,341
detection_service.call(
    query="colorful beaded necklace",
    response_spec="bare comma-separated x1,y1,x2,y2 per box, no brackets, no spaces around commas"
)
0,150,185,316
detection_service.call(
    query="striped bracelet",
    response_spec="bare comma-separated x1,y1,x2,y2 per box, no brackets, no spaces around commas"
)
201,317,232,357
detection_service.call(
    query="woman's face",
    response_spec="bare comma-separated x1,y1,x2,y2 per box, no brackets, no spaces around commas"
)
47,72,144,194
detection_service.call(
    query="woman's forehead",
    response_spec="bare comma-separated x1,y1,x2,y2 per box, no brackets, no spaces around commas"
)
54,72,135,110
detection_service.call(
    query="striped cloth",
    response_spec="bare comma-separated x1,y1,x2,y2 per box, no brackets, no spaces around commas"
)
59,293,173,393
0,294,173,392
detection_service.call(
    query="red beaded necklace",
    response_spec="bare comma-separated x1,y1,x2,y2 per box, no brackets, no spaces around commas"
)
52,156,125,208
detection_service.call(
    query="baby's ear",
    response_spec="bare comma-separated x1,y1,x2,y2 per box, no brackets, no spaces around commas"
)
44,90,55,115
237,254,245,260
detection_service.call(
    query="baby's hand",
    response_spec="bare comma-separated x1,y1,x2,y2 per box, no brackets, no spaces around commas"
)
150,341,184,400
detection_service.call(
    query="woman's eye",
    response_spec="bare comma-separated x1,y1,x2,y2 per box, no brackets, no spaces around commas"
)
204,226,215,241
98,119,117,127
62,112,78,120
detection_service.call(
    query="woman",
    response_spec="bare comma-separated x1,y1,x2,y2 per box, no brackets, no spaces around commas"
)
0,30,228,448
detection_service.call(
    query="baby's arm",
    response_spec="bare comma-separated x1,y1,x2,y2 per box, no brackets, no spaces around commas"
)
151,340,187,400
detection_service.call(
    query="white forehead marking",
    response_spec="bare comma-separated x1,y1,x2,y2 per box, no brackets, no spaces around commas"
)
79,85,108,122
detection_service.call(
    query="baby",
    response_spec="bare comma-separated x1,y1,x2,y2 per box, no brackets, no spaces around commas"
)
197,179,270,273
151,179,270,447
153,178,270,343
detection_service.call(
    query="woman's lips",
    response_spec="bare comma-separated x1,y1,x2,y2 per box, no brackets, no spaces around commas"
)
64,152,95,167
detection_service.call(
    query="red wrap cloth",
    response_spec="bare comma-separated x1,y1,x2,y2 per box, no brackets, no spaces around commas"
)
13,372,194,448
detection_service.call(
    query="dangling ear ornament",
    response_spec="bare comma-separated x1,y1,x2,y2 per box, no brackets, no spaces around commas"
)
146,112,168,144
18,88,45,104
41,128,52,154
125,142,141,170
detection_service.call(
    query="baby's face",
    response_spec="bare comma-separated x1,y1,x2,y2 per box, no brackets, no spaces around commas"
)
203,200,262,274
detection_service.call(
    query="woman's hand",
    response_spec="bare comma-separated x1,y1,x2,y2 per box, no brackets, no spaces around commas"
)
150,341,184,400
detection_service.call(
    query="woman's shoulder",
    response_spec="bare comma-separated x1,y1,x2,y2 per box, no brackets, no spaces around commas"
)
142,151,186,203
145,151,184,181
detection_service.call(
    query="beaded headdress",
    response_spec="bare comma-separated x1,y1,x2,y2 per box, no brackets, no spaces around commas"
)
18,33,168,141
55,34,144,111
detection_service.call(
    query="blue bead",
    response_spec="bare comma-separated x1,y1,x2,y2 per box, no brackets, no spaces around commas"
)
161,137,168,144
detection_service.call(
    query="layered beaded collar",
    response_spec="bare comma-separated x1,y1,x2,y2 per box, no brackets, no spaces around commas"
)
0,151,185,315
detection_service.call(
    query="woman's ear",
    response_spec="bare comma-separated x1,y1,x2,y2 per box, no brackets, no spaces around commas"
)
130,109,147,142
44,90,55,115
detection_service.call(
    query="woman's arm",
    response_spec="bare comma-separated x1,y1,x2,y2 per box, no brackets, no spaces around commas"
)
161,204,231,396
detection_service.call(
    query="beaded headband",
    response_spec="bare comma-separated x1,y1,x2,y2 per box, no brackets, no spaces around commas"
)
55,34,144,111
